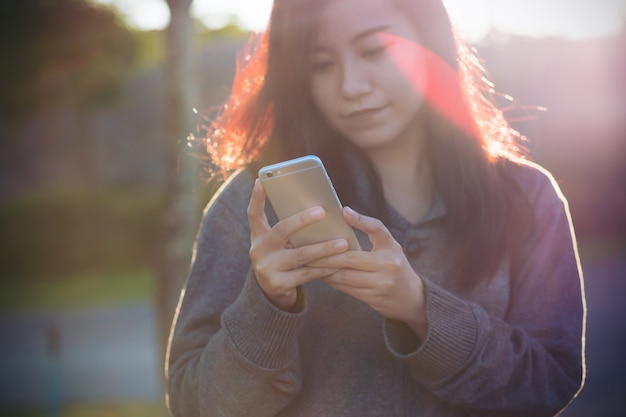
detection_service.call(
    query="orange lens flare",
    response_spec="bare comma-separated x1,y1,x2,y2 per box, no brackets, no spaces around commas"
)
379,32,479,139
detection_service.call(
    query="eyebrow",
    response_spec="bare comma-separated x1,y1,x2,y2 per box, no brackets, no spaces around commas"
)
353,25,391,42
313,24,391,52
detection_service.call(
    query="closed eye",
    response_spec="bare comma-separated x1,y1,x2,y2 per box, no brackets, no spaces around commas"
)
362,42,391,59
311,59,335,72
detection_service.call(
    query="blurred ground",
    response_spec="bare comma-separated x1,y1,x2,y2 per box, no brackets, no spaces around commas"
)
0,302,161,406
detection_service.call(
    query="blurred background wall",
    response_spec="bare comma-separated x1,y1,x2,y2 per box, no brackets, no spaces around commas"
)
0,0,624,416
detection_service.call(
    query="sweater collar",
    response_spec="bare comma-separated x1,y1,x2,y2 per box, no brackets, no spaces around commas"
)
345,152,447,229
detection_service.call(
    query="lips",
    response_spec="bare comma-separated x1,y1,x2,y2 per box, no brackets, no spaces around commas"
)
345,105,387,120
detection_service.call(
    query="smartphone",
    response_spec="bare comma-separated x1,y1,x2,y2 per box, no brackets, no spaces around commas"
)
258,155,361,250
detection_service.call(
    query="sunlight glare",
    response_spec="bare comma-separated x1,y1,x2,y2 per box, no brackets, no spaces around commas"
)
192,0,273,31
96,0,169,30
443,0,492,43
445,0,626,41
490,0,624,40
94,0,626,40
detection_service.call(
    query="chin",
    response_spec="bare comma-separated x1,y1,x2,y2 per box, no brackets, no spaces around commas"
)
344,130,397,151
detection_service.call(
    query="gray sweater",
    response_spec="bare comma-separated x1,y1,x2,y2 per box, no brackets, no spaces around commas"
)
166,158,585,417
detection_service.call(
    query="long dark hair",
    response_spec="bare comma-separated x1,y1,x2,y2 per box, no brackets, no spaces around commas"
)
202,0,532,289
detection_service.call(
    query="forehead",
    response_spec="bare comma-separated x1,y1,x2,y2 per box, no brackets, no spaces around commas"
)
313,0,407,44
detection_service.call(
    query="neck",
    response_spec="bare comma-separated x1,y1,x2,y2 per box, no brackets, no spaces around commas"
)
366,136,434,224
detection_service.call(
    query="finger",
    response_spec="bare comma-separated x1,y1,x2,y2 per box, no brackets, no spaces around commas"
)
307,250,375,271
287,266,342,287
285,238,349,270
343,206,394,246
323,268,379,290
247,179,270,236
270,205,326,244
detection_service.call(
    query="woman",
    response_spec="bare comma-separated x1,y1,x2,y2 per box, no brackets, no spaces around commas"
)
166,0,586,415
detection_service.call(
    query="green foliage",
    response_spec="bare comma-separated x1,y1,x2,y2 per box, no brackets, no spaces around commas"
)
130,29,166,72
0,267,154,312
195,19,250,45
0,187,165,282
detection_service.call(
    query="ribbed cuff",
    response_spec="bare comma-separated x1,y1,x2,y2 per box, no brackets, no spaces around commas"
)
385,279,477,383
222,271,306,369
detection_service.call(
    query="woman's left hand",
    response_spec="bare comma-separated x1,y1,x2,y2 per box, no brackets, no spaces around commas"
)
311,206,428,339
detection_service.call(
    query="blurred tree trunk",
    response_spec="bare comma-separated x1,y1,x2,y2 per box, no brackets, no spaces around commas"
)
156,0,199,387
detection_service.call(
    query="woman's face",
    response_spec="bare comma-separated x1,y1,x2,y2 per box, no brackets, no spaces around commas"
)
309,0,429,153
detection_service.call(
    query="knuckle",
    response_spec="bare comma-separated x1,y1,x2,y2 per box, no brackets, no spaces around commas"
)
254,260,271,277
248,243,259,260
246,200,254,216
298,267,315,280
346,251,361,265
383,255,403,271
360,214,382,230
321,268,335,278
246,196,260,217
371,217,385,229
248,238,266,262
376,276,394,295
391,255,403,268
293,247,310,266
273,221,290,240
273,281,290,295
381,276,394,289
333,269,346,282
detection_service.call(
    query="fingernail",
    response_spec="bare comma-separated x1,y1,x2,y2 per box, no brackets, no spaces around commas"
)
334,239,348,250
310,207,324,218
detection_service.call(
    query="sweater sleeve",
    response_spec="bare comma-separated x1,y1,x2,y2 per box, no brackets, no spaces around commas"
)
384,164,586,416
166,171,305,417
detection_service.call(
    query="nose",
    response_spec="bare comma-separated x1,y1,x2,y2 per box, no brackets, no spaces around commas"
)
340,59,372,101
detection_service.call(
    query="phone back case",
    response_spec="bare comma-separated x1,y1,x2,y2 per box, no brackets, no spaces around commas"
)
259,156,361,250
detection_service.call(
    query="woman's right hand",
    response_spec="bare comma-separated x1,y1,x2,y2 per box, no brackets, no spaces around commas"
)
247,179,350,310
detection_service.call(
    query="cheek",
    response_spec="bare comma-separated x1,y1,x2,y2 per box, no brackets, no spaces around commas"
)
310,77,337,118
382,36,430,99
380,57,428,115
393,57,428,102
